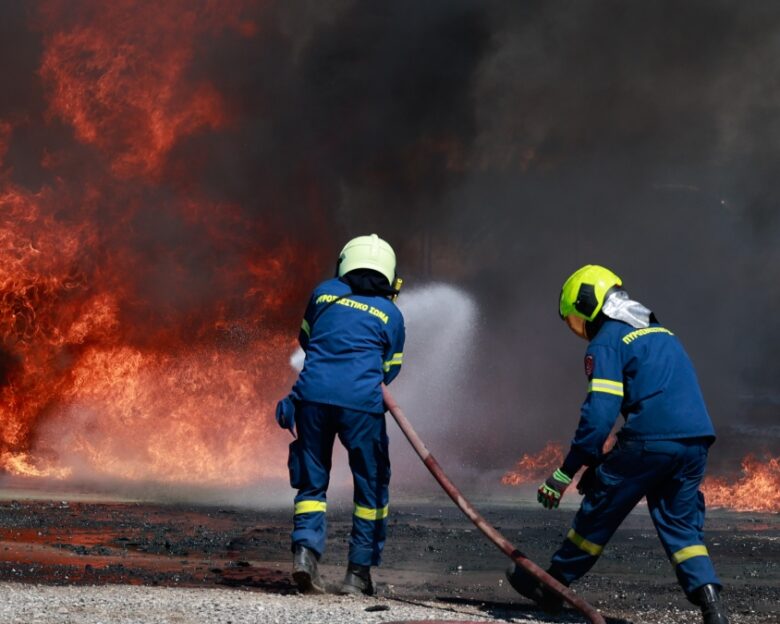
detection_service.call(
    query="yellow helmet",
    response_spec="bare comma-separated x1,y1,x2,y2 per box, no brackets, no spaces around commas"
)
559,265,622,321
337,234,396,285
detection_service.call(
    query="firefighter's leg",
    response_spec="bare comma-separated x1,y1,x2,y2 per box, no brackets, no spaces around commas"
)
645,440,722,600
338,408,390,568
290,401,337,559
549,439,657,585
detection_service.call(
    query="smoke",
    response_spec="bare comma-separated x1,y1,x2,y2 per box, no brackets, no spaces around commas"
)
385,0,780,473
0,1,778,490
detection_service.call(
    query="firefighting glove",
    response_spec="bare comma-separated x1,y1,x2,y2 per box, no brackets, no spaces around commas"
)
275,394,297,436
537,468,573,509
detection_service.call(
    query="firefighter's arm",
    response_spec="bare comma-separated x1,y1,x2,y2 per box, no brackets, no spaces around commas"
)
382,315,405,385
561,344,623,477
298,295,317,351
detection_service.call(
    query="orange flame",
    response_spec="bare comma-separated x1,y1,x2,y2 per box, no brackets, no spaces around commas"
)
0,186,313,484
37,1,253,179
701,454,780,513
501,442,564,486
0,1,328,486
503,442,780,513
501,435,617,487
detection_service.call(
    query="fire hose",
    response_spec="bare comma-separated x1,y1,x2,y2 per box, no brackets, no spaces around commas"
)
382,384,606,624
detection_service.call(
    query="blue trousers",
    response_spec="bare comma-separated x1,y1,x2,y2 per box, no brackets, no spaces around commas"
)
551,438,721,599
289,401,390,567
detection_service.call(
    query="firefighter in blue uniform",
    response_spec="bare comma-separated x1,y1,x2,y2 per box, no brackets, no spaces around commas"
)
506,265,728,624
275,234,405,595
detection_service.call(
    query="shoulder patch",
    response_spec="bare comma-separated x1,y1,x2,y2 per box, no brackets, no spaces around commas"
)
584,354,595,378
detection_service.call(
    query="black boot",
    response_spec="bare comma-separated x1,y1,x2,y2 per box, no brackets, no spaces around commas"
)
505,564,563,613
339,562,375,596
292,545,326,594
694,584,729,624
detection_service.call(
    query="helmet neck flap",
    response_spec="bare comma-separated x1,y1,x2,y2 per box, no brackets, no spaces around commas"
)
601,290,653,329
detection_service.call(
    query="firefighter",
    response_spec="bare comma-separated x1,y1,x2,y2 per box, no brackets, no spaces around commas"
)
506,265,728,624
275,234,405,596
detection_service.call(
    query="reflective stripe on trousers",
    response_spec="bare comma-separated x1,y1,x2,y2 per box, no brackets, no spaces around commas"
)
290,401,390,567
550,438,720,596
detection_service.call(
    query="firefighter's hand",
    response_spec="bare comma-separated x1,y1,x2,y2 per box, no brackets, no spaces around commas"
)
577,465,598,496
537,468,573,509
275,395,297,436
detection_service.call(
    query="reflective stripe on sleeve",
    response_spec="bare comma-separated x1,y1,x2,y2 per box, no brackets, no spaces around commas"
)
294,500,327,515
382,353,403,372
588,378,624,397
301,319,311,337
671,545,709,566
353,504,389,521
567,529,604,556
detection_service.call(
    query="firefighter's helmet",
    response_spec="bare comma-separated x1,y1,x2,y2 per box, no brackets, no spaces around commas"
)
337,234,396,285
559,265,622,321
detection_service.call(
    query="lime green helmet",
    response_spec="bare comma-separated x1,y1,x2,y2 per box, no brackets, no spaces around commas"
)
559,265,622,321
337,233,396,285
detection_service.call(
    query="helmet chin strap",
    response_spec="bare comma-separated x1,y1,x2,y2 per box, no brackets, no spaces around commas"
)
601,290,652,329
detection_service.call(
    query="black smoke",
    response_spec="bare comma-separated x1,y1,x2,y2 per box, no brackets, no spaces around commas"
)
428,1,780,470
1,0,778,476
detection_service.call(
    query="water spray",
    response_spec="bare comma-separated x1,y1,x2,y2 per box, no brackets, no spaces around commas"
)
382,384,606,624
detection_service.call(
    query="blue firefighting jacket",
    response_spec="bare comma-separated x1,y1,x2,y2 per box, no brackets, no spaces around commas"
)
292,278,405,414
562,319,715,476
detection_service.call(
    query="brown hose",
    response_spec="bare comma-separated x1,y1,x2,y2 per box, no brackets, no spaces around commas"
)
382,384,606,624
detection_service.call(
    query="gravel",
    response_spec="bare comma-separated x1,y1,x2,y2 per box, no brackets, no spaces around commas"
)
0,583,558,624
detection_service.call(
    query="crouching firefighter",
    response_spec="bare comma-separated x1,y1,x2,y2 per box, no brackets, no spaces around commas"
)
506,265,728,624
275,234,405,596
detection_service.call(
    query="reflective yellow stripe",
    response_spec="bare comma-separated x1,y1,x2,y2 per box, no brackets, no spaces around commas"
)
295,500,326,515
672,545,709,565
382,353,403,372
353,504,389,521
301,319,310,337
567,529,604,556
588,378,624,397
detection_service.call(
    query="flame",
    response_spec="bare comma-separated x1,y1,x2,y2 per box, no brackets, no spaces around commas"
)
501,435,617,487
503,442,780,513
37,1,251,179
501,442,564,486
701,454,780,513
0,185,311,484
0,1,327,486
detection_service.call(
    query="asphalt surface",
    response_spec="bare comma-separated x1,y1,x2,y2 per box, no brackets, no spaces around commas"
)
0,494,776,624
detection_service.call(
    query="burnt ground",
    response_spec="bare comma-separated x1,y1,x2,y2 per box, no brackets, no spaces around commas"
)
0,493,776,624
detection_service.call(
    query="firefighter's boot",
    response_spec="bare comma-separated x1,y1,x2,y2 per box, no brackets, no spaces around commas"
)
292,545,326,594
506,564,563,613
339,562,375,596
694,584,729,624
